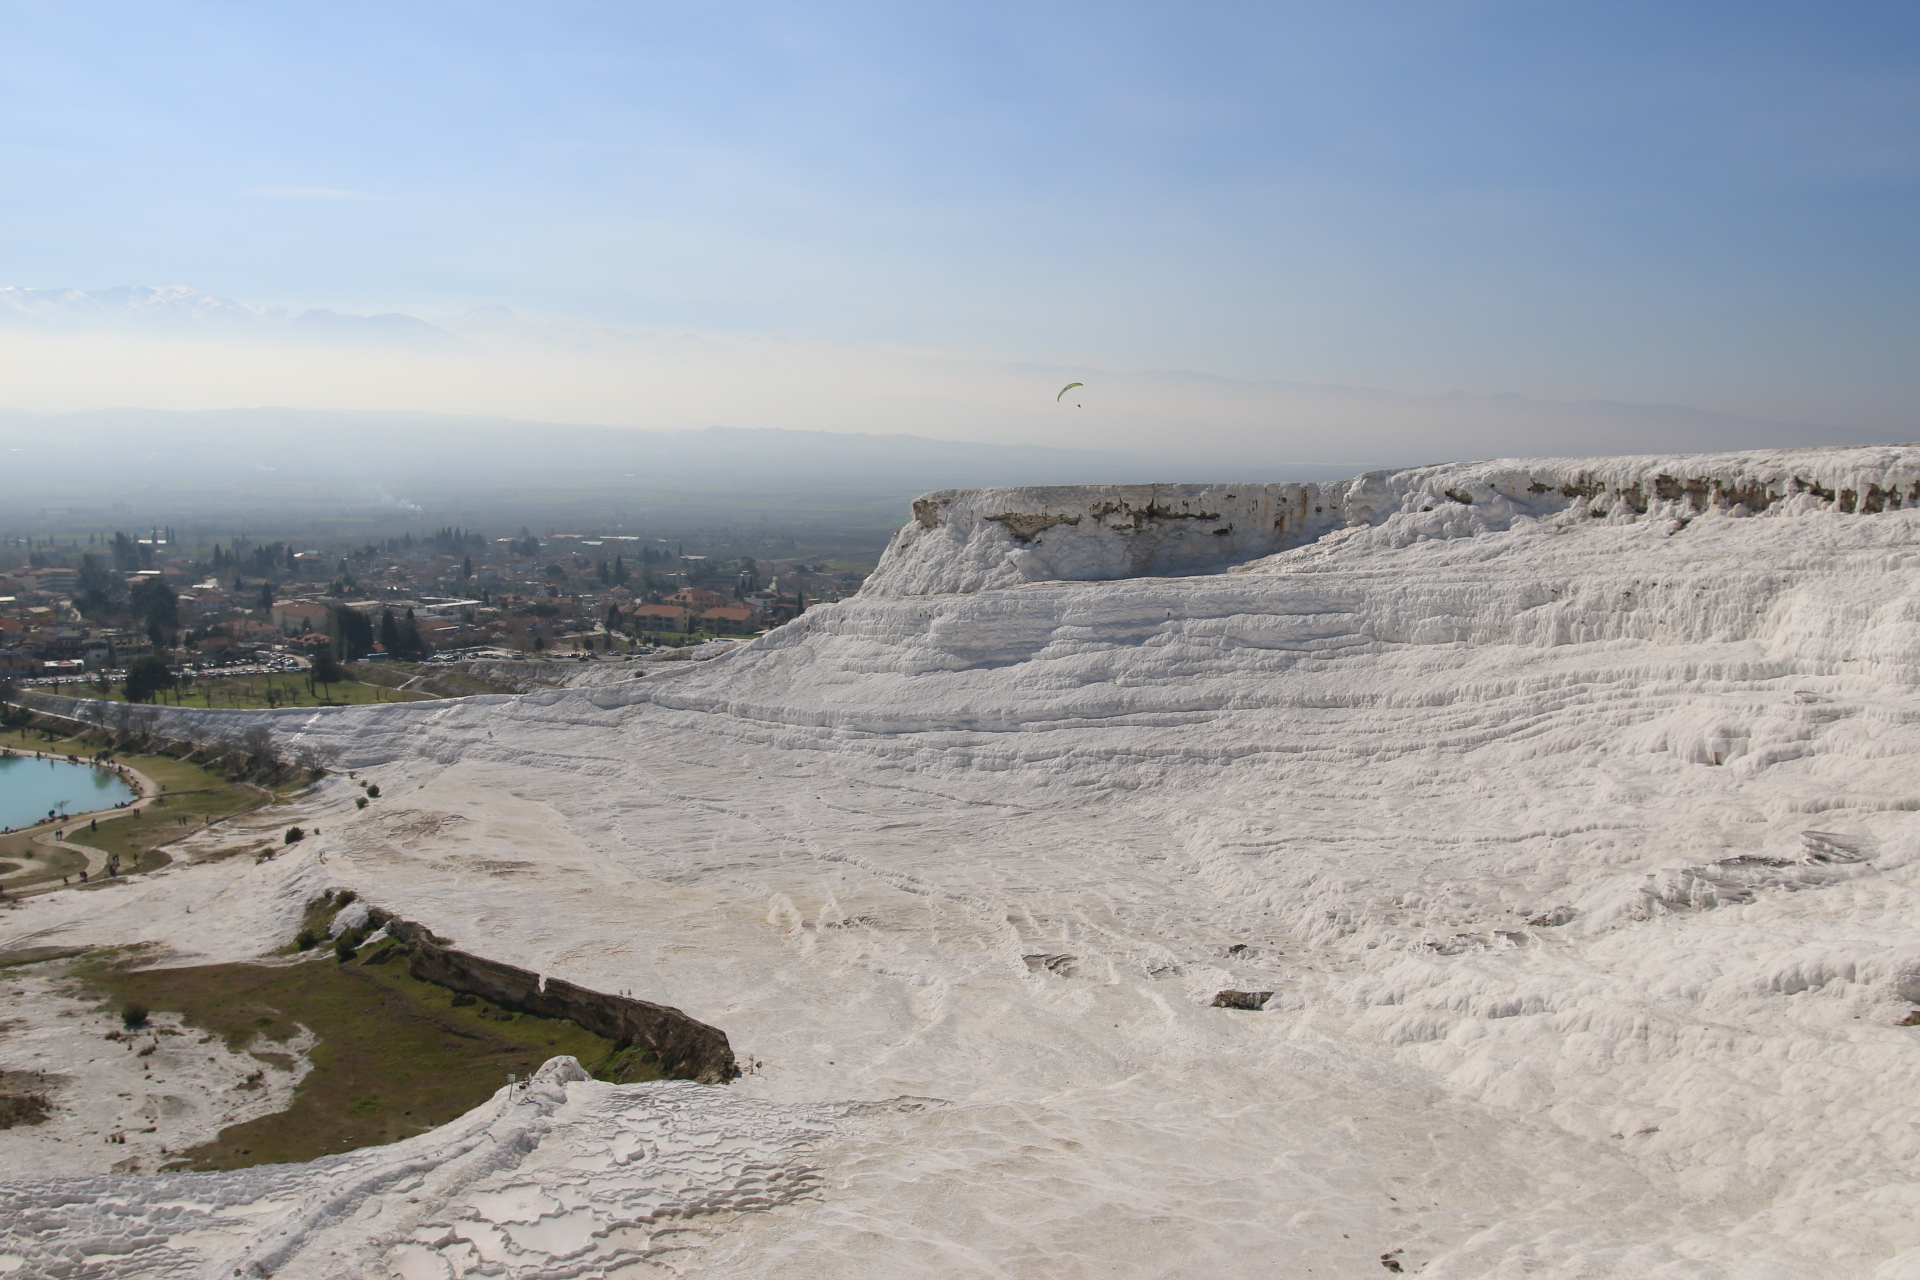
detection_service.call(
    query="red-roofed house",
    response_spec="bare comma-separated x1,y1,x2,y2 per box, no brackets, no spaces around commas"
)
630,604,690,632
666,587,731,612
698,605,758,635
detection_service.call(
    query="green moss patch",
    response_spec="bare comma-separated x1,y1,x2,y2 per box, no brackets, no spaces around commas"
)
80,942,661,1170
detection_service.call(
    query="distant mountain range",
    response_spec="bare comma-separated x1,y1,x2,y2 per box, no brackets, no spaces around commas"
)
0,285,1896,483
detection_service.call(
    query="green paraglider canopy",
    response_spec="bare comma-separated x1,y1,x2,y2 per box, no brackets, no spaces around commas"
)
1056,382,1084,402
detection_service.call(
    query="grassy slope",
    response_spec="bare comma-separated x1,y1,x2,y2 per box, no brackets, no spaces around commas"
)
85,941,662,1170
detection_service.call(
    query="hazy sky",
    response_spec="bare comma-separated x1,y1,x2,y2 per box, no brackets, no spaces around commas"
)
3,1,1917,436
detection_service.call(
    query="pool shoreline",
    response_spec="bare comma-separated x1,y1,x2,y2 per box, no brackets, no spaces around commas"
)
0,748,151,835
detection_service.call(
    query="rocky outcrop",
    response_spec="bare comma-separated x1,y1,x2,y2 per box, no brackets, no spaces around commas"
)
382,917,737,1084
1210,990,1273,1011
863,446,1920,597
875,484,1323,595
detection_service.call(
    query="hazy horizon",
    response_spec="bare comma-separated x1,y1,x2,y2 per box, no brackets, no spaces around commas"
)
4,3,1915,471
0,285,1899,479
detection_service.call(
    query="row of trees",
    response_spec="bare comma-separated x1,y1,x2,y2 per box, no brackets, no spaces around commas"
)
322,603,428,662
428,526,485,551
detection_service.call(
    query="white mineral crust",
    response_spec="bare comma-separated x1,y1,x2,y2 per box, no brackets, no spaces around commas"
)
7,446,1920,1277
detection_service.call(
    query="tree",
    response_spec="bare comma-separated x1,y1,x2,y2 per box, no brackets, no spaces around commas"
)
398,608,427,659
292,741,342,776
259,581,274,611
122,656,175,704
238,725,280,776
309,649,347,698
461,554,472,580
110,531,139,572
329,605,374,660
378,608,402,657
128,577,179,647
74,554,118,619
614,554,628,584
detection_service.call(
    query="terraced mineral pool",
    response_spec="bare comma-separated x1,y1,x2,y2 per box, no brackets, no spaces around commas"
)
0,753,136,830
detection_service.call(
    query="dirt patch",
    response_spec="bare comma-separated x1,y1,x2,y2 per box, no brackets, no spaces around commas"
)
987,512,1081,542
0,1070,53,1129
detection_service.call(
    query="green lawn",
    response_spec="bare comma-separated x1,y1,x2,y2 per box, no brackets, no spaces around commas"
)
69,783,274,875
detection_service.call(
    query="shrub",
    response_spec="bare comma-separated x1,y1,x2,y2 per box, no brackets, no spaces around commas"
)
121,1002,150,1029
364,784,379,798
333,925,370,963
355,796,368,809
295,929,319,951
285,827,304,845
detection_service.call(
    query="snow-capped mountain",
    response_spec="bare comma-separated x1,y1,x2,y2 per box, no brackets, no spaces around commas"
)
0,284,467,347
0,283,271,325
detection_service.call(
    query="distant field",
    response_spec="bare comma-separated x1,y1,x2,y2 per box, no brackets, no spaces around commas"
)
62,673,438,710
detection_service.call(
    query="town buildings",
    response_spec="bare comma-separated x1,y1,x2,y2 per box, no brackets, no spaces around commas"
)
0,529,868,677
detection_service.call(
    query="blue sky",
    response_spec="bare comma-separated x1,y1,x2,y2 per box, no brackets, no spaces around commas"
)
3,0,1917,432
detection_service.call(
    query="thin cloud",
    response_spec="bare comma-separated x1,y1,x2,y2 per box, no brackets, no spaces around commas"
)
245,186,380,201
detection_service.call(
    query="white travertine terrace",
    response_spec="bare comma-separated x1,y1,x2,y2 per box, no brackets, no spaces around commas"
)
7,444,1920,1278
